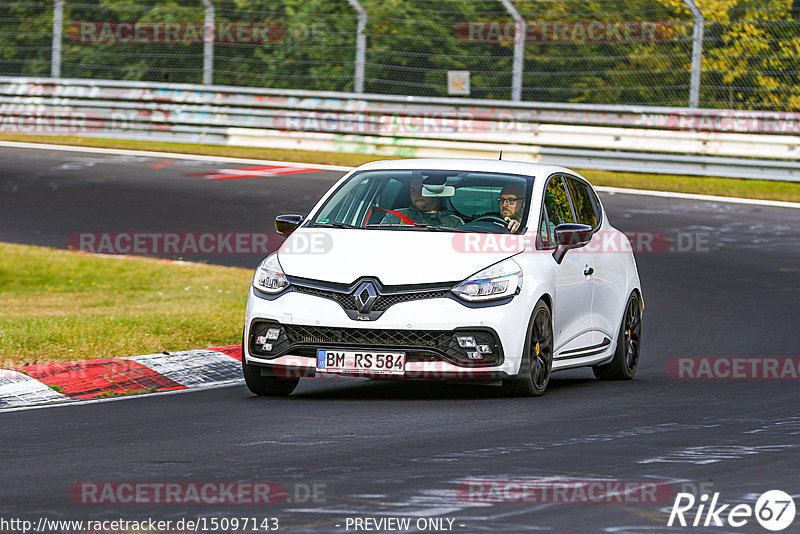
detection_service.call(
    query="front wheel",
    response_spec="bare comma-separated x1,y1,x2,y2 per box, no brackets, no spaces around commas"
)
593,292,641,380
242,351,299,396
502,300,553,397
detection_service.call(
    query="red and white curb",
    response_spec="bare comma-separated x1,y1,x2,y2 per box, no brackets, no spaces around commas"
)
198,164,325,180
0,345,242,410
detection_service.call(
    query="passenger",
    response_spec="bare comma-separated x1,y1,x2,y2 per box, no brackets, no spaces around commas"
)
380,176,464,227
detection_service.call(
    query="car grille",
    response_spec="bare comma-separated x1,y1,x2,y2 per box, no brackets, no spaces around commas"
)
249,321,503,367
292,285,353,309
371,290,451,311
292,284,451,313
286,324,445,347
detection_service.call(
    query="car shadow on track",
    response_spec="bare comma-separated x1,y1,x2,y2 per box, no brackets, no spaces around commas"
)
273,376,601,401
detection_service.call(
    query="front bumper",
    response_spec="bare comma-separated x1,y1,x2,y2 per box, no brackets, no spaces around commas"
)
243,285,531,379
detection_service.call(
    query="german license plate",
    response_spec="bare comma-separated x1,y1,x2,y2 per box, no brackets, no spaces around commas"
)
316,349,405,375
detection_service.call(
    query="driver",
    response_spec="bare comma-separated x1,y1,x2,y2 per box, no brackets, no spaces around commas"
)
497,183,526,232
380,176,464,227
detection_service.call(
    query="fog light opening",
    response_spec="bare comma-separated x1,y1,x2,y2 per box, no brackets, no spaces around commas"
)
255,335,274,352
456,336,477,348
265,327,281,341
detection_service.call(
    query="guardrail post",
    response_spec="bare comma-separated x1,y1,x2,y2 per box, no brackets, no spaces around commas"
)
683,0,704,108
52,0,63,78
347,0,367,93
201,0,215,85
500,0,525,101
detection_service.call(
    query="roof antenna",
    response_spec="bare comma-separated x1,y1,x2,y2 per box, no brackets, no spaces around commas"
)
498,151,503,160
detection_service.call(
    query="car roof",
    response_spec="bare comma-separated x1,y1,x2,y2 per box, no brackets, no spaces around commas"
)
352,158,581,181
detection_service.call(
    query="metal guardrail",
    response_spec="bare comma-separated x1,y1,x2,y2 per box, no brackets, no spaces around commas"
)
1,77,799,181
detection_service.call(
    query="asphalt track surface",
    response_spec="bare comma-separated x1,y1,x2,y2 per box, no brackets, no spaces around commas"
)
1,146,799,533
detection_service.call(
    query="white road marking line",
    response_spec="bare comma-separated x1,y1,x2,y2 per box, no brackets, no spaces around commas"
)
595,185,800,209
0,140,352,171
1,140,798,208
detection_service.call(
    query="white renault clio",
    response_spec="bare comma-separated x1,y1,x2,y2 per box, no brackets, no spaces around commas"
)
242,158,642,396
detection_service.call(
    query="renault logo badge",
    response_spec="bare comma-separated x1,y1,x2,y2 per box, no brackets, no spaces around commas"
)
353,281,378,313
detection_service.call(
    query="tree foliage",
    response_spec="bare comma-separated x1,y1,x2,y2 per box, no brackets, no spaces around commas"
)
0,0,797,110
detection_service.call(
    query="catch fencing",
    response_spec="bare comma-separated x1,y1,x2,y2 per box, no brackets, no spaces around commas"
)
1,1,799,110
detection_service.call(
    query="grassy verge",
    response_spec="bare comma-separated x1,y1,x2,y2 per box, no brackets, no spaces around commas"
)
577,169,800,204
0,133,399,168
2,133,799,203
0,242,251,368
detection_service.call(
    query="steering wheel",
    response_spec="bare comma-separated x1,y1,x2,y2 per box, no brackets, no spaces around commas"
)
470,214,511,232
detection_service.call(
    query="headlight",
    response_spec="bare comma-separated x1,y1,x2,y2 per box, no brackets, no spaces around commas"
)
451,258,522,302
253,253,289,294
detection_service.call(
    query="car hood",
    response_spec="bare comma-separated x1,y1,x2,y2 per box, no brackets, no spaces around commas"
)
278,228,524,285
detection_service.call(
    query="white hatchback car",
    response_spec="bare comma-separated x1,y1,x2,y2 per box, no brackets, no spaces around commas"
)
242,158,642,396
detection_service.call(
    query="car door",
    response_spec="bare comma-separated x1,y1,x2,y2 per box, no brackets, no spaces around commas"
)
565,176,623,344
539,174,596,356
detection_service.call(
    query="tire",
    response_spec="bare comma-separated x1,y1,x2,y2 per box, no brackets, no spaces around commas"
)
502,300,553,397
242,341,300,396
593,292,641,380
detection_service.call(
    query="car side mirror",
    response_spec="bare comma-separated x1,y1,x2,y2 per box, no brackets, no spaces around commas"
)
552,223,593,264
275,214,304,237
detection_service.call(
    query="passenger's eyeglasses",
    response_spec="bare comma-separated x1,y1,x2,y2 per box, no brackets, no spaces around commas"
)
497,197,523,205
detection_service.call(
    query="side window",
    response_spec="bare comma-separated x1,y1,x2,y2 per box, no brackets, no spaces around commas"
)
538,207,554,248
545,176,575,226
539,175,575,248
565,177,599,228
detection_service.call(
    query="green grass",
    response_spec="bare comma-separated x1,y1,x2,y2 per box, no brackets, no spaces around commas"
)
0,133,399,168
577,169,800,203
0,242,251,368
1,133,799,202
96,388,157,397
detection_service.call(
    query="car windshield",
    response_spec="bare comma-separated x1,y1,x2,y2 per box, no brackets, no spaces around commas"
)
312,169,533,234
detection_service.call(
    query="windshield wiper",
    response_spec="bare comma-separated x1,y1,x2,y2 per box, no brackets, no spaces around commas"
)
366,223,419,230
413,223,471,233
367,222,470,233
314,221,360,229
